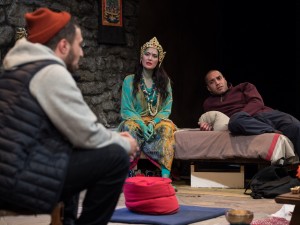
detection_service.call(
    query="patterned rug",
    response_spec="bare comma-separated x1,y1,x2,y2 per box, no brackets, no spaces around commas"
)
251,216,289,225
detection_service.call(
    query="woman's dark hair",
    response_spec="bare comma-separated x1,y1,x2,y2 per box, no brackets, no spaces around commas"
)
133,62,170,101
45,18,78,50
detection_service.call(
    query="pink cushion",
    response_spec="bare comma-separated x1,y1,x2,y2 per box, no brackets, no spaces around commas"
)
123,177,179,215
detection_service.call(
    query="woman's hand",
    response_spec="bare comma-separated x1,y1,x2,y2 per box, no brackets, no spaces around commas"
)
146,123,155,139
140,123,154,141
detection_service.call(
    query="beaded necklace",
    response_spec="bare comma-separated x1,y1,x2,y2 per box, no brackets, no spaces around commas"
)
140,77,159,116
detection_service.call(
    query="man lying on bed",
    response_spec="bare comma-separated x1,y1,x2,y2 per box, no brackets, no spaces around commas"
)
197,70,300,158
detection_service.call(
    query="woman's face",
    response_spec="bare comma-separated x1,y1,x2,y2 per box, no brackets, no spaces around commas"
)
141,47,159,70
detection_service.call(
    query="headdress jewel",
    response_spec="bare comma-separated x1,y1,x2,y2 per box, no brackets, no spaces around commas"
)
140,37,166,67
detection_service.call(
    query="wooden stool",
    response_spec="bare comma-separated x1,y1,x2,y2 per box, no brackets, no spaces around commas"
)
0,202,64,225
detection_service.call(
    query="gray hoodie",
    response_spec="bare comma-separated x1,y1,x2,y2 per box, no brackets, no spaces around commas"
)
3,38,131,152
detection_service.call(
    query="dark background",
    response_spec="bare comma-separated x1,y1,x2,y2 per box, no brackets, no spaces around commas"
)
139,0,298,128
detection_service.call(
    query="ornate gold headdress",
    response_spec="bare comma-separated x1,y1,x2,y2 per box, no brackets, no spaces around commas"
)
140,37,166,67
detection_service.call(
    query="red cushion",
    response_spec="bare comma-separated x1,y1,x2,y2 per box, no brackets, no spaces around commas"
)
123,177,179,215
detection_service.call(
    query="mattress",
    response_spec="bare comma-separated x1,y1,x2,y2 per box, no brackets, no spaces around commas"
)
174,129,297,165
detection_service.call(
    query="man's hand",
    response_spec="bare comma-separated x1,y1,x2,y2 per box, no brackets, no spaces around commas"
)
120,132,139,161
198,121,213,131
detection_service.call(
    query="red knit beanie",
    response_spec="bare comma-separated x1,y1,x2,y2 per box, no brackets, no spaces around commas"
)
25,8,71,44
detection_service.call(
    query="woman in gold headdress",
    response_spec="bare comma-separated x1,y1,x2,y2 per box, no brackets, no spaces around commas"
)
118,37,177,179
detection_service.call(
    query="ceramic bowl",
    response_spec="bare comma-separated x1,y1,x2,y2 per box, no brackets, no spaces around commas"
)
225,209,254,225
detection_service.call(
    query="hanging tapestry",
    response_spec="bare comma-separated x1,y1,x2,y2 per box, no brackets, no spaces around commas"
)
98,0,126,45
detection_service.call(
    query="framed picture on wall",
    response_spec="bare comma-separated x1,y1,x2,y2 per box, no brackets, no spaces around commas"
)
98,0,126,45
102,0,122,27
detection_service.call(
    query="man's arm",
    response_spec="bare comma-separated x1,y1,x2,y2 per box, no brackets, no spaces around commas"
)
30,64,132,152
240,83,266,116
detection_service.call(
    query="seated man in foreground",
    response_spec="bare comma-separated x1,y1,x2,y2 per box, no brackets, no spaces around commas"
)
0,7,139,225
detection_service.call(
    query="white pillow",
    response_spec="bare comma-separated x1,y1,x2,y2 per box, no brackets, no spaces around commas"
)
198,111,229,131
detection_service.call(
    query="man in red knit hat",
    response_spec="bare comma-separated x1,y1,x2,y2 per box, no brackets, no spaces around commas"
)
0,7,139,225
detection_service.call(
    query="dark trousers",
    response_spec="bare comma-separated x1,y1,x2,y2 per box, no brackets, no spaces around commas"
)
228,110,300,157
60,144,130,225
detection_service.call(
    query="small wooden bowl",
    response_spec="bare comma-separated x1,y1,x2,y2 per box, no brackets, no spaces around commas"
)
225,209,254,225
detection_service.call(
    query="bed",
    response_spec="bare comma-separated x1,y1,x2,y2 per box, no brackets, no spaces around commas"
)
174,129,297,165
174,129,298,188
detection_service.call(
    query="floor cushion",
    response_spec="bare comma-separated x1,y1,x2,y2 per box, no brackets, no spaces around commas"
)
123,177,179,215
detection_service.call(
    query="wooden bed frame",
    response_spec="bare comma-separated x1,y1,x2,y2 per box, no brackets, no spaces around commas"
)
173,129,297,187
174,129,296,164
122,127,297,187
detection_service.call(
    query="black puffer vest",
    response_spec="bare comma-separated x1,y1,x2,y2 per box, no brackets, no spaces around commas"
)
0,60,72,213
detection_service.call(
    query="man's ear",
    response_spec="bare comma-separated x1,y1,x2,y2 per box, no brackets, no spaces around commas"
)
57,39,70,55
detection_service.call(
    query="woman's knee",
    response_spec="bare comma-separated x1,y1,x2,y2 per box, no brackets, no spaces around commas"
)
156,124,175,137
121,120,138,130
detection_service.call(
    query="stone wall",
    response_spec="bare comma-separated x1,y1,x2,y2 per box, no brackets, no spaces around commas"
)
0,0,140,128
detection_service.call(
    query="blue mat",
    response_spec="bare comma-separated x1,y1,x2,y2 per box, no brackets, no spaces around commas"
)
110,205,228,225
